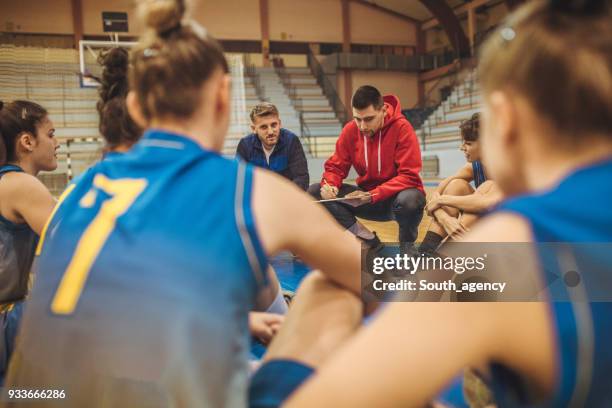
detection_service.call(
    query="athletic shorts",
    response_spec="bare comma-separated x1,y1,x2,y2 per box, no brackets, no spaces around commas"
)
248,359,314,408
248,359,473,407
0,301,24,384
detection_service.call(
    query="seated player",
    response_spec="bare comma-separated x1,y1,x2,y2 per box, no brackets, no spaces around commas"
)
4,1,360,406
420,113,503,252
248,0,612,406
308,86,426,248
237,102,309,191
0,100,57,382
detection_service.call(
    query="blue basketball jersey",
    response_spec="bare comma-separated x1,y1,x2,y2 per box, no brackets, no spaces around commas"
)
6,130,268,407
491,158,612,407
472,160,487,188
0,165,38,304
0,164,38,384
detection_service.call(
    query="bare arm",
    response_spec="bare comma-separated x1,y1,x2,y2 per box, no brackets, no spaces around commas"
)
1,172,56,235
252,169,361,294
437,180,503,214
284,213,556,407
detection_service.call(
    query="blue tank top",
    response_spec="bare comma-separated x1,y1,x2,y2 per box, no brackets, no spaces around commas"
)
491,158,612,407
7,130,268,407
0,165,38,305
472,160,487,188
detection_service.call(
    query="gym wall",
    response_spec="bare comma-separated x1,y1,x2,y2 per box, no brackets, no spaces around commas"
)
1,0,421,111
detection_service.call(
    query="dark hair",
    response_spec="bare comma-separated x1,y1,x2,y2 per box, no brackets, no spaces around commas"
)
460,113,480,142
131,0,229,122
352,86,384,110
96,47,142,150
250,102,279,123
549,0,607,15
0,100,48,165
479,0,611,142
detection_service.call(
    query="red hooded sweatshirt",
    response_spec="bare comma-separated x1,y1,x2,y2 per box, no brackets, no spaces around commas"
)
322,95,424,203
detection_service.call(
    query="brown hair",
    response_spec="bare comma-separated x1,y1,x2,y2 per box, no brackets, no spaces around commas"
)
352,86,384,110
250,102,279,123
96,47,142,150
460,113,480,142
131,0,229,122
478,0,612,141
0,100,48,165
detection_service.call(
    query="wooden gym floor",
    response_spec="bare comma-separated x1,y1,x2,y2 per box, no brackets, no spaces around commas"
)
359,186,435,243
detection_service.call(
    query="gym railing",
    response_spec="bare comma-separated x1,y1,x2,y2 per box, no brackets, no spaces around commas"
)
416,27,496,148
243,55,266,103
306,51,348,126
269,55,342,159
270,56,322,157
298,111,315,157
413,60,466,150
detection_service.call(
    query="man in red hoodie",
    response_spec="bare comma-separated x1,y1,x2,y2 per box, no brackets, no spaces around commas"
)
308,85,426,247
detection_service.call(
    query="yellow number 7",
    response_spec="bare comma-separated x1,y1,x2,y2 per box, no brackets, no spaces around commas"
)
51,175,147,315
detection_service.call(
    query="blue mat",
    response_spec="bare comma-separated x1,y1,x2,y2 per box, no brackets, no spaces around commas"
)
270,252,311,293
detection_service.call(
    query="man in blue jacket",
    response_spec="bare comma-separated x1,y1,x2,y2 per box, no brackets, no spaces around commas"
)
236,103,309,190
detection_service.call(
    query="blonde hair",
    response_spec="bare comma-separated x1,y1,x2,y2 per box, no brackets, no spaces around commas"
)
131,0,229,121
478,0,611,139
250,102,279,123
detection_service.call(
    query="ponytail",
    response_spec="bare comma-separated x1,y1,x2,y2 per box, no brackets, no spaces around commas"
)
96,47,142,149
131,0,228,121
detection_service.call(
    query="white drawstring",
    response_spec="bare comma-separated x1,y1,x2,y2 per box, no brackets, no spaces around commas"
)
363,134,368,170
364,130,382,174
377,130,381,175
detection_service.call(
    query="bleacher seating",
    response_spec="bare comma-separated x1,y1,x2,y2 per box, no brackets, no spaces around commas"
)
419,70,480,150
0,45,261,191
1,44,460,186
418,70,480,178
222,74,262,155
0,45,101,193
275,67,344,158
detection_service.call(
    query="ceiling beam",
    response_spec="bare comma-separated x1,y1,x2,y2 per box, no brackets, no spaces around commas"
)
349,0,421,24
422,0,490,30
504,0,525,10
71,0,83,48
259,0,270,67
418,0,471,56
341,0,351,52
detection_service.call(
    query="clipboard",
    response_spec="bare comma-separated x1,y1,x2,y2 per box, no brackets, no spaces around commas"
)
316,193,377,203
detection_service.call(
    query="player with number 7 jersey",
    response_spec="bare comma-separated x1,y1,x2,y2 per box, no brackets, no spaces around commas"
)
4,1,363,405
6,131,269,407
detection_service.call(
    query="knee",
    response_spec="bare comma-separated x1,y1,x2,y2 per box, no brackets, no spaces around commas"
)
443,178,472,196
297,271,360,307
393,189,426,215
299,270,330,292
